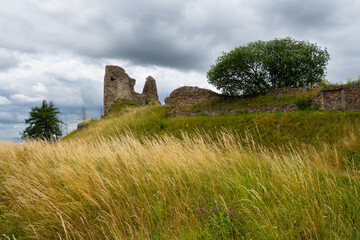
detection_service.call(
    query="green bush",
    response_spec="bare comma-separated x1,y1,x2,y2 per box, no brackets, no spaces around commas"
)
295,98,312,110
107,99,141,115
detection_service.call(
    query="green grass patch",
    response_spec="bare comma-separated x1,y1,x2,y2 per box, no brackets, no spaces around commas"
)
61,129,78,141
106,99,141,116
65,104,360,150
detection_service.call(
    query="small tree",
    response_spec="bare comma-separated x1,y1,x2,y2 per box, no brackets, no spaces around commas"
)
22,100,62,140
207,37,330,96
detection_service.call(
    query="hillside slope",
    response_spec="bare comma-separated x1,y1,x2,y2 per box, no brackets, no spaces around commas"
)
66,101,360,150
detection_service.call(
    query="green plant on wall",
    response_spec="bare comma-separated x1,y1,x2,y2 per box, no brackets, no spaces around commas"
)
296,98,312,111
321,77,329,87
347,77,354,85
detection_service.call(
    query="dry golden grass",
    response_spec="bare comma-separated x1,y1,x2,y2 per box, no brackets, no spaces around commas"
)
0,132,359,239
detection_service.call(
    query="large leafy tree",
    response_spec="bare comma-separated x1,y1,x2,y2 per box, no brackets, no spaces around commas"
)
207,37,330,96
22,100,62,140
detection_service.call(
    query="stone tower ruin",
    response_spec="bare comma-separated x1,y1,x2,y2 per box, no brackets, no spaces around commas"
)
103,65,159,115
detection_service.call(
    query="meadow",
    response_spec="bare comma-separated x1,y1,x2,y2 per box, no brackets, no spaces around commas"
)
1,105,360,239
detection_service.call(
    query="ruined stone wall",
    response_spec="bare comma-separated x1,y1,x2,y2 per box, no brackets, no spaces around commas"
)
165,84,360,116
164,86,220,107
312,84,360,111
104,66,159,115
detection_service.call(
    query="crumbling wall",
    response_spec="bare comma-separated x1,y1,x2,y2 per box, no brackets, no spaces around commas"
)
165,84,360,116
313,84,360,111
164,86,220,108
103,66,159,115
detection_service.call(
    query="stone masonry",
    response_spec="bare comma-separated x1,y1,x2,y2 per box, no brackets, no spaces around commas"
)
164,86,220,107
165,83,360,116
103,66,159,115
312,84,360,111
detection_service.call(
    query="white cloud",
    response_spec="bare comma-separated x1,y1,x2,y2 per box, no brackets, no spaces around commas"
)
0,48,18,71
0,112,13,121
10,94,44,103
0,96,11,105
16,113,28,122
32,82,48,93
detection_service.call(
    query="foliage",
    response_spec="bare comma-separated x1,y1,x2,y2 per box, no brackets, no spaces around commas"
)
207,37,330,96
262,38,329,89
295,98,313,110
321,77,329,87
22,100,62,140
107,98,159,115
107,99,141,116
346,77,353,84
207,40,268,96
147,99,161,106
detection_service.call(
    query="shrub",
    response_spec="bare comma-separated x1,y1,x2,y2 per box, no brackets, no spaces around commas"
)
295,98,312,111
108,99,141,115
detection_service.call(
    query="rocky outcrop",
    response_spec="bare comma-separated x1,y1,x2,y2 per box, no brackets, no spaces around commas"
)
165,86,220,108
104,66,159,115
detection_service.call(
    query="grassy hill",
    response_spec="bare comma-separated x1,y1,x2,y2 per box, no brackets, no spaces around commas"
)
67,99,360,149
1,98,360,239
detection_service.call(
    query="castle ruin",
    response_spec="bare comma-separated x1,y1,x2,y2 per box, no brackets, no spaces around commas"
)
103,65,159,115
104,65,360,116
313,84,360,111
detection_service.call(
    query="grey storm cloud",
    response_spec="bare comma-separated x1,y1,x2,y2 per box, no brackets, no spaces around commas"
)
0,0,203,69
1,0,360,139
0,0,267,70
258,0,339,29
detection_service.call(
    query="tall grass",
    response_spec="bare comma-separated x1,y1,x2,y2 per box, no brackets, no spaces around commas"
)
1,131,359,239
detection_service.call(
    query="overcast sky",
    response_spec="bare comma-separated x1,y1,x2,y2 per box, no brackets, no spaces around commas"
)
0,0,359,140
